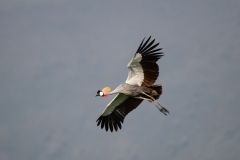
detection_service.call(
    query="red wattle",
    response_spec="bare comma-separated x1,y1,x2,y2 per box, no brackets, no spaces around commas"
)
104,94,108,98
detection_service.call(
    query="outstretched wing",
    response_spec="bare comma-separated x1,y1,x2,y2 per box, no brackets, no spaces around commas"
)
126,36,164,87
96,36,163,132
96,93,143,132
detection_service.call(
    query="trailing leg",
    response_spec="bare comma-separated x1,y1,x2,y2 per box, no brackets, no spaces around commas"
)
140,91,170,115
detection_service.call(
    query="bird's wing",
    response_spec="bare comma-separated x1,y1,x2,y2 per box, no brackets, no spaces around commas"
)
96,93,143,132
126,36,164,87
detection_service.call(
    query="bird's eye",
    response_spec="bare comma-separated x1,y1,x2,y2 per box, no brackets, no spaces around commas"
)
96,90,104,97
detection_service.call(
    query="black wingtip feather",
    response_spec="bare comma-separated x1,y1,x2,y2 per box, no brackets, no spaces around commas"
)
113,113,121,130
101,117,105,129
143,43,159,54
96,111,125,132
147,48,162,54
96,117,102,126
141,39,155,54
109,117,114,132
136,37,146,53
105,117,109,131
139,36,151,52
136,36,163,57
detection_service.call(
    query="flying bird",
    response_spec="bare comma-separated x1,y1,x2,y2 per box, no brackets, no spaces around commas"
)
95,36,169,132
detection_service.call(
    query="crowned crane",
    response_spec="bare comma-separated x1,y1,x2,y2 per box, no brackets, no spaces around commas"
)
95,36,169,132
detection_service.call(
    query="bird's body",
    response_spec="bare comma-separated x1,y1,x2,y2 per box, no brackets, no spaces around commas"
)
109,83,143,97
109,83,161,100
96,36,169,132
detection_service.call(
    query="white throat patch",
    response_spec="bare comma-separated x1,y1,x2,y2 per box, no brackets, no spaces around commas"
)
99,91,104,96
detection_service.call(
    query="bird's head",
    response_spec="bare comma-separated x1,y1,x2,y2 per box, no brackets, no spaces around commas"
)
96,87,111,98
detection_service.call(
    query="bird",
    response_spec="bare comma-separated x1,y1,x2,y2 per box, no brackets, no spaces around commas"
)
95,36,169,132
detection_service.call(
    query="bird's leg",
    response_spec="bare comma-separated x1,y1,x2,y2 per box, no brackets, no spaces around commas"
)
135,96,163,113
140,91,169,115
134,96,152,101
156,102,170,114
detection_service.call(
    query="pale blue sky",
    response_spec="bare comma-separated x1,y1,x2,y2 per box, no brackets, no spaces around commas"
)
0,0,240,160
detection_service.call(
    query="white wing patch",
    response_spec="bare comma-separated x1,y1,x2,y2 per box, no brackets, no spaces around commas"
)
125,53,144,85
101,93,128,116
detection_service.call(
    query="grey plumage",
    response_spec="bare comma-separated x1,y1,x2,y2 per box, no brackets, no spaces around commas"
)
109,83,161,100
109,83,144,97
108,82,169,114
95,36,169,132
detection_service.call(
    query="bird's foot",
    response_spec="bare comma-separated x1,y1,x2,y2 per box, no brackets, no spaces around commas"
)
159,107,170,115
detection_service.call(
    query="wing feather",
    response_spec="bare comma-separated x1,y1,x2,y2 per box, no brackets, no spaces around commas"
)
96,93,143,132
138,36,151,52
126,36,164,87
144,43,159,54
136,37,145,54
141,39,155,53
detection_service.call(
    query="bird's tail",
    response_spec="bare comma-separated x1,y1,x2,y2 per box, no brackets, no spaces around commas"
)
148,84,162,100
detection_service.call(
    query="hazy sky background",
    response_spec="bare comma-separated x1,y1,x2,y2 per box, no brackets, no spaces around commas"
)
1,0,240,160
